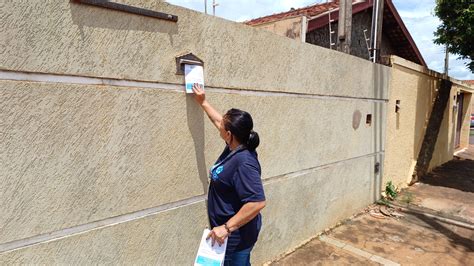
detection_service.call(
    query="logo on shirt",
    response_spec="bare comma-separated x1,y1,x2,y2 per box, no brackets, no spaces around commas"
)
211,165,224,181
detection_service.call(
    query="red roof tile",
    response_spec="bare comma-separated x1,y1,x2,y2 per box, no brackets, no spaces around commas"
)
244,0,362,26
245,1,341,26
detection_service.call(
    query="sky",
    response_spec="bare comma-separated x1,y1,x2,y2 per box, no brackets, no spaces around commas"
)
166,0,473,80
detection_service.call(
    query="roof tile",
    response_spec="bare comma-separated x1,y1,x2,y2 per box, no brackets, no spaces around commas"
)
244,1,341,26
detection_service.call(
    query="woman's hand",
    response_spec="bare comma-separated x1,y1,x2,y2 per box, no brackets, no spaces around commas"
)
206,225,229,246
191,83,223,130
192,83,206,106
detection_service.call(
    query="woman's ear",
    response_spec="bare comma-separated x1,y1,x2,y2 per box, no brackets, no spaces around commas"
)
223,131,231,145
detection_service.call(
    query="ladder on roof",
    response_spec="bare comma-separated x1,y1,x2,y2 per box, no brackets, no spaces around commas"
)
364,29,374,60
328,3,336,49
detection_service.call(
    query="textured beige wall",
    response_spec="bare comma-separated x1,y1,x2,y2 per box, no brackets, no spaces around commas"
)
0,0,389,264
0,80,382,244
252,16,306,42
383,57,472,188
0,0,388,100
0,202,209,265
428,84,455,169
253,156,377,263
384,59,439,187
0,156,376,265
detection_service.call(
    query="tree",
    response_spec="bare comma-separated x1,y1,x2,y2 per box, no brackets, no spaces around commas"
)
434,1,473,72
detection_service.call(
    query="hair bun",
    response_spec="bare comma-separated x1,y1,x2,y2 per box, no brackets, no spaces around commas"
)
247,131,260,151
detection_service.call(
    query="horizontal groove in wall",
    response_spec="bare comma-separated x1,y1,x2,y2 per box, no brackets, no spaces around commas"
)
0,151,383,254
0,195,206,254
0,69,388,103
263,151,384,185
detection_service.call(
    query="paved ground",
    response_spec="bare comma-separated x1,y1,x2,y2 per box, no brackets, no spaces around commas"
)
455,144,474,161
270,145,474,266
271,208,473,265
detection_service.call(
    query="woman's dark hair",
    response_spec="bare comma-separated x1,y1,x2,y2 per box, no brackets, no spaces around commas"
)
223,108,260,151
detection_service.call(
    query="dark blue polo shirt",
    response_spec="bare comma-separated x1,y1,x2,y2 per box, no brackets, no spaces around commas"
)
207,145,266,254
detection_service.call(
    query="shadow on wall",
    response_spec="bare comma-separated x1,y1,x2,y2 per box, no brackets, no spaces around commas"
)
412,76,453,183
413,74,436,160
409,74,442,176
68,1,178,40
186,96,209,194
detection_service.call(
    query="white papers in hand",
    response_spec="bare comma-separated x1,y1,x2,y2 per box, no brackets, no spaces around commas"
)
194,229,227,266
185,64,205,93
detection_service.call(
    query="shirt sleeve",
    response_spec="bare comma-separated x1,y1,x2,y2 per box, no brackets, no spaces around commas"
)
233,159,266,203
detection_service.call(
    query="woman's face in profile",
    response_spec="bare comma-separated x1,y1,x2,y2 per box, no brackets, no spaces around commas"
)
219,119,232,145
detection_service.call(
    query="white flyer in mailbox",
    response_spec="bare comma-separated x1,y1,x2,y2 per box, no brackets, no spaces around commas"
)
185,64,205,93
194,229,227,266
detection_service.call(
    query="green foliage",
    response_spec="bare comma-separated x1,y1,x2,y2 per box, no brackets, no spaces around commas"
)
434,1,474,72
385,181,398,199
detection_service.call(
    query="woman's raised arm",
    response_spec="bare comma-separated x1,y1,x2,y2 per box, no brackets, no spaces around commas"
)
192,83,223,130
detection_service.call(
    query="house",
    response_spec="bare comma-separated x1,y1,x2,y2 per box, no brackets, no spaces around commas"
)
245,0,426,66
464,80,474,90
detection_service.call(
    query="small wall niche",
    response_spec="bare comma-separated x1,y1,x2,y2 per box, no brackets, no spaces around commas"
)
175,53,204,75
395,100,401,113
366,114,372,126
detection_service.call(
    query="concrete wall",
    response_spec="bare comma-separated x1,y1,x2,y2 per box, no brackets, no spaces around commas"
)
383,56,472,188
0,0,389,264
252,16,307,42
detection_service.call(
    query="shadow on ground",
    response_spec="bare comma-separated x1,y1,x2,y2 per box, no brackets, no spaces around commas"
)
406,210,474,252
420,159,474,193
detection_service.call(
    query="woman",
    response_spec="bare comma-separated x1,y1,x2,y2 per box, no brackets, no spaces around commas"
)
192,83,266,266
